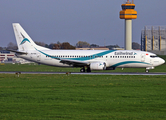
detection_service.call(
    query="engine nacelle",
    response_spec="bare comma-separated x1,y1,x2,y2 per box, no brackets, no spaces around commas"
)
90,62,106,70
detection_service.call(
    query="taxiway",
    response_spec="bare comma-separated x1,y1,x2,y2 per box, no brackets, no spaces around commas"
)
0,71,166,75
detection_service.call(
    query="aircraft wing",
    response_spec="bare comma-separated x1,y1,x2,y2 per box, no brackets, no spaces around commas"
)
7,49,27,54
59,59,90,67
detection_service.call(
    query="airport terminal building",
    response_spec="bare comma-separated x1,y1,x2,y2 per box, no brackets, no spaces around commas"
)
0,50,15,62
141,26,166,55
0,50,32,64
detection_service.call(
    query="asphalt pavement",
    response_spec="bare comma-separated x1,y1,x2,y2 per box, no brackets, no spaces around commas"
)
0,71,166,75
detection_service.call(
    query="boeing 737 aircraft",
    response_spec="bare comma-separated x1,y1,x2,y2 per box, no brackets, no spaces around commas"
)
10,23,165,73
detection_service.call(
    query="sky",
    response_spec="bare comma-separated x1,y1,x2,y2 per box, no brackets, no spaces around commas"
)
0,0,166,48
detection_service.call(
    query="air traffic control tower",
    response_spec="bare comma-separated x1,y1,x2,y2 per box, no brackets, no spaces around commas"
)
120,0,137,50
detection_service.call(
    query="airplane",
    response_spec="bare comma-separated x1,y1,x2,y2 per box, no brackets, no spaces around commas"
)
9,23,165,73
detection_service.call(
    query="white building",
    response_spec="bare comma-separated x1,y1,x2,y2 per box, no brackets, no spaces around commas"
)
141,26,166,55
0,50,15,62
0,50,33,64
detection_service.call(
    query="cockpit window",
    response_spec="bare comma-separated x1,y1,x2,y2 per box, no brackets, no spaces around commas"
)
150,55,158,58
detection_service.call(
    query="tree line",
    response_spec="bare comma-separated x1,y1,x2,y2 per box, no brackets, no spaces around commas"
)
0,41,140,50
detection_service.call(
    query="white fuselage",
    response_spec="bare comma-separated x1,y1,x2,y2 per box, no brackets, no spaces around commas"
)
12,23,165,72
17,49,165,69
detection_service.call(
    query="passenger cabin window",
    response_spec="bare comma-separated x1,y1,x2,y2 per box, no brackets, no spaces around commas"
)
150,55,158,58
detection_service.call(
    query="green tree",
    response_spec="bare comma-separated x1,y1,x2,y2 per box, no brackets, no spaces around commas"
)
7,42,18,50
76,41,90,48
61,42,75,49
132,42,140,50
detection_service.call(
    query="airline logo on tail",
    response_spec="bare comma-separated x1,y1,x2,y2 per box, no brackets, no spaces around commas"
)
20,33,30,45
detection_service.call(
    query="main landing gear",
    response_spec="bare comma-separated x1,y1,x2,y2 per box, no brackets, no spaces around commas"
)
86,67,91,72
80,67,91,73
80,67,85,72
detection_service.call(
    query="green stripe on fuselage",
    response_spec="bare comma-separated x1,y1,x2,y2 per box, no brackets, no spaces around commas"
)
36,49,116,61
62,50,116,61
110,61,150,68
32,48,151,67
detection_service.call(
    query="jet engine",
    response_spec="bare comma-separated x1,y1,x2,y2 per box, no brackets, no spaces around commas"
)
90,62,106,70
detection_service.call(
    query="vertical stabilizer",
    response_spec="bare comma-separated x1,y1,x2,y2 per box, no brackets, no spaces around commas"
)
13,23,38,51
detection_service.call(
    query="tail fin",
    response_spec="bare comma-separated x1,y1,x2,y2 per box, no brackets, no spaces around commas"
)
13,23,49,51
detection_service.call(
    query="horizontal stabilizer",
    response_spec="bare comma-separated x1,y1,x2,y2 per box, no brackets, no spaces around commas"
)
7,49,27,54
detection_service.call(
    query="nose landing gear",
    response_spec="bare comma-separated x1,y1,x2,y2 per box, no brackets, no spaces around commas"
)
145,69,149,73
145,67,154,73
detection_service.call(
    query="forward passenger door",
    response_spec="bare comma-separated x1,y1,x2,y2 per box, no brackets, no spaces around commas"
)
141,54,145,62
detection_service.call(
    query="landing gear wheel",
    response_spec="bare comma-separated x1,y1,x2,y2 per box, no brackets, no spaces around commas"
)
146,69,149,73
86,67,91,72
80,68,85,72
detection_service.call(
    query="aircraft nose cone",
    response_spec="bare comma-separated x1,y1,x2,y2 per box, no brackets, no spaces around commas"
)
161,58,165,64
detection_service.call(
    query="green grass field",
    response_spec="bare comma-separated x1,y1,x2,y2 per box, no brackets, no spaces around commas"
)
0,62,165,73
0,74,166,119
0,55,166,119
